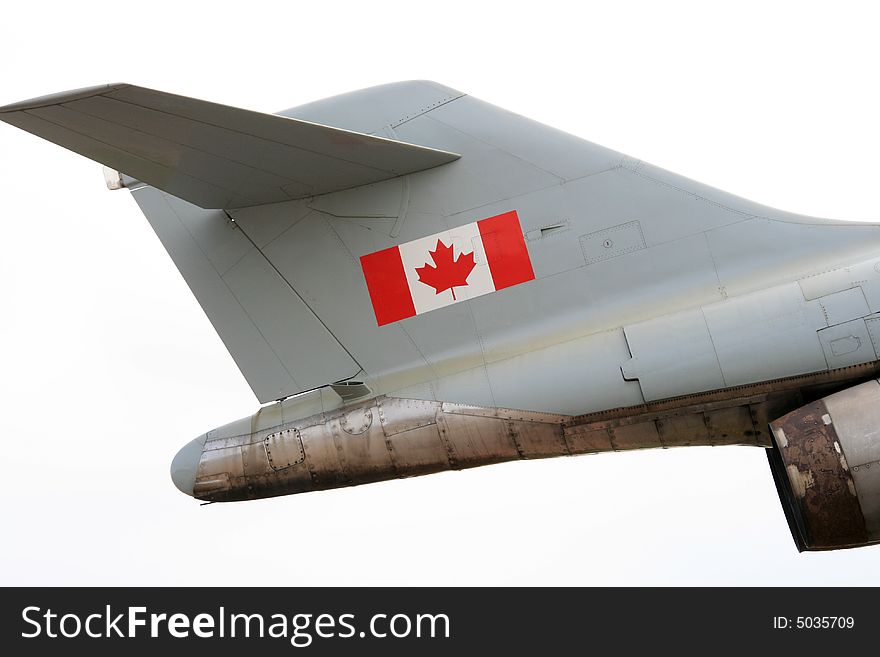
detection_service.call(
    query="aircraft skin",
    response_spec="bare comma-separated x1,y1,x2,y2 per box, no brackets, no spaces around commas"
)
3,81,880,551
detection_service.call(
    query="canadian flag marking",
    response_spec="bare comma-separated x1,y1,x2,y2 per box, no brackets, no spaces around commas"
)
360,210,535,326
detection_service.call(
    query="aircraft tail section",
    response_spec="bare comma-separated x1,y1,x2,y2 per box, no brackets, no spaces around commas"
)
6,80,880,413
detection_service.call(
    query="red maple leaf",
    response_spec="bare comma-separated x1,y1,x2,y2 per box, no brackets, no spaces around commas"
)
415,239,476,300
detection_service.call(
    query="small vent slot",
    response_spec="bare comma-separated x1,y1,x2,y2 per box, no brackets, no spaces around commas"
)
525,220,570,241
540,224,567,237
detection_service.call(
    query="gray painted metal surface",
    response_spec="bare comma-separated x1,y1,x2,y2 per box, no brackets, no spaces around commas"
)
6,80,880,550
0,84,460,209
7,82,879,411
130,187,359,400
25,80,875,411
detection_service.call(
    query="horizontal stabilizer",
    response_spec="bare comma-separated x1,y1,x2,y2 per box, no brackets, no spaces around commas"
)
0,84,461,209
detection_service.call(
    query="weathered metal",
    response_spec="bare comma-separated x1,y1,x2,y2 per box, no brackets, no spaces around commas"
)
768,378,880,551
769,400,868,550
194,397,567,502
192,363,880,503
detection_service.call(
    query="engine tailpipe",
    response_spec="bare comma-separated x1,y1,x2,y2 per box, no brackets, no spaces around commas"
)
768,379,880,551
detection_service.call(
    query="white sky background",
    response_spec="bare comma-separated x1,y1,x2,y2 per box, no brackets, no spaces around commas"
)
2,0,880,585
